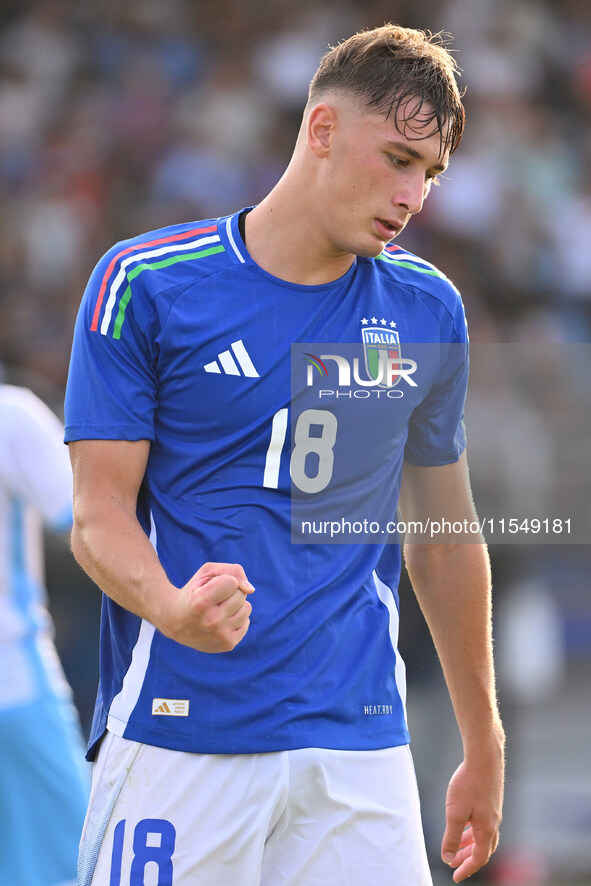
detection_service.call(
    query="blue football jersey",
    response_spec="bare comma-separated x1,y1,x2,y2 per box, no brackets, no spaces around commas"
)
64,209,468,758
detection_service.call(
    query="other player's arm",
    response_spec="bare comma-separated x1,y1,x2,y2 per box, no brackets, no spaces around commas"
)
69,439,254,653
398,452,505,883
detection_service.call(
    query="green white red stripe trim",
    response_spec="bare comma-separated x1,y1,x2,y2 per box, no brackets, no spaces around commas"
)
378,245,444,279
90,225,221,338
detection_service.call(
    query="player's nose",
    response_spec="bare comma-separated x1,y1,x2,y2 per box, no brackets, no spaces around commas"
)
393,172,426,216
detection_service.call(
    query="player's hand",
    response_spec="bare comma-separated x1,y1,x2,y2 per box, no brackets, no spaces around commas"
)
441,746,504,882
161,562,254,653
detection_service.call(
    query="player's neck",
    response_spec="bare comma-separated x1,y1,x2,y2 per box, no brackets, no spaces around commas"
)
245,183,355,286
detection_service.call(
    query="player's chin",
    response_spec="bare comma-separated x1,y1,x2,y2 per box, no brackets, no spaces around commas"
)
338,229,391,260
367,226,400,254
356,239,391,259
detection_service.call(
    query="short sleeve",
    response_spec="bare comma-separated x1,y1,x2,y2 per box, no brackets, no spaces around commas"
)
404,293,469,467
64,244,159,443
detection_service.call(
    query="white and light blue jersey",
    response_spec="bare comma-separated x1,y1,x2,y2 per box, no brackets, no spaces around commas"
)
0,385,74,710
65,209,469,759
0,385,90,886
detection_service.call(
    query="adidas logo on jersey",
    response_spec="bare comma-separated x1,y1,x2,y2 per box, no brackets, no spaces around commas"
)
204,339,259,377
152,698,190,716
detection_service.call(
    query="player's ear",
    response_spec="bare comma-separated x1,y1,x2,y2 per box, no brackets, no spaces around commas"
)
307,103,336,158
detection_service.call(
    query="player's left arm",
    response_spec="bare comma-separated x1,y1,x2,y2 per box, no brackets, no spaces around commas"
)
399,451,505,883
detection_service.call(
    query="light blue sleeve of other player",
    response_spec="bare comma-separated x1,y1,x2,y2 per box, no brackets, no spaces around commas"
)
0,385,73,529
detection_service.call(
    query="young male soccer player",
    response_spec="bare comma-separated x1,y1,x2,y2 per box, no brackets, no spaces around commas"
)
66,24,504,885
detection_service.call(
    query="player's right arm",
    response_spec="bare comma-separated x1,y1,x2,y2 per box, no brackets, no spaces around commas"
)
69,439,254,653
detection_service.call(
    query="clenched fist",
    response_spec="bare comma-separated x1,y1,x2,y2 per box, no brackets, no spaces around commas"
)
160,562,254,653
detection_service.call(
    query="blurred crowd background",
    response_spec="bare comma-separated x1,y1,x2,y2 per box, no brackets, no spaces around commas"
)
1,0,590,883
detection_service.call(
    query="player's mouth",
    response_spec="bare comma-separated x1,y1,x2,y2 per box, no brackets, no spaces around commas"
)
376,218,402,238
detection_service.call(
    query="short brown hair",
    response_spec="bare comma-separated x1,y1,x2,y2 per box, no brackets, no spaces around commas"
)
308,24,465,156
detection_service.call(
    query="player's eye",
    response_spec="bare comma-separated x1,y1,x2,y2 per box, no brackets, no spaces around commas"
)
387,154,408,169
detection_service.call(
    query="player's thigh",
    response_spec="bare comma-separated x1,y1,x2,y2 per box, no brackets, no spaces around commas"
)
80,732,289,886
261,745,432,886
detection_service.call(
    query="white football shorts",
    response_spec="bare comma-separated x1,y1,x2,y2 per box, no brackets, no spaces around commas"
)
78,731,432,885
